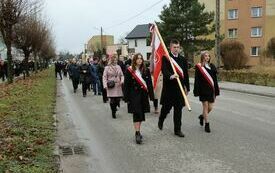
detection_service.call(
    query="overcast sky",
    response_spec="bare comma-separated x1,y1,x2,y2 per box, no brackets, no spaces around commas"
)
44,0,170,54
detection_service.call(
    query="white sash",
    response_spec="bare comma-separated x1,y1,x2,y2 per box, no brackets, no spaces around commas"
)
128,66,148,92
170,57,184,78
196,63,215,91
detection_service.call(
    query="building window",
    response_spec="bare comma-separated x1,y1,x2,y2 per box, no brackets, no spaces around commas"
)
251,27,262,37
228,28,237,38
135,39,138,47
228,9,238,19
128,48,135,54
251,7,262,18
251,47,260,56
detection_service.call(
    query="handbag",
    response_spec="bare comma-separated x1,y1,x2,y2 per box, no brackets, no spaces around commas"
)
107,80,115,88
107,65,118,88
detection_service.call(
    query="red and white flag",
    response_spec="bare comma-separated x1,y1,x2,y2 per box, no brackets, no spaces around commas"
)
150,23,184,90
150,24,167,90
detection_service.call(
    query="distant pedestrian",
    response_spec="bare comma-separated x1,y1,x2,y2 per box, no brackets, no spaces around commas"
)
80,60,92,97
55,61,63,80
0,59,5,81
124,53,154,144
103,55,124,119
68,59,80,93
193,51,220,133
90,57,102,95
98,57,108,103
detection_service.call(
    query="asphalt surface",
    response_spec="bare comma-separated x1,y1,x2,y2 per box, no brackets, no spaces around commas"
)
57,78,275,173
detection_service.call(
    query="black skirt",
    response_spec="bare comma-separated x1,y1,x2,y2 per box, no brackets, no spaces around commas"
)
199,95,215,103
133,113,145,122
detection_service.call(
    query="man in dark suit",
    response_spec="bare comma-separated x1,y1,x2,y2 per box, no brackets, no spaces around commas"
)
158,39,190,137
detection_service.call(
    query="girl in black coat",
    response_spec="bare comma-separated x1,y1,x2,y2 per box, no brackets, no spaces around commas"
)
193,51,220,133
124,53,154,144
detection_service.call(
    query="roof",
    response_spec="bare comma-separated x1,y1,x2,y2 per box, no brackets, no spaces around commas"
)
125,24,150,39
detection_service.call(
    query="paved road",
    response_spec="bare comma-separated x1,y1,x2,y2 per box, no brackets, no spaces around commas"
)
57,78,275,173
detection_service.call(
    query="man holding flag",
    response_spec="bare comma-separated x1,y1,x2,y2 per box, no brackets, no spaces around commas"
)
157,39,190,137
150,23,190,137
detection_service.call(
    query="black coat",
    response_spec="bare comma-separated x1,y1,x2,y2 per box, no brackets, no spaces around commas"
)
124,67,154,114
68,64,80,80
118,60,126,74
160,53,190,107
79,64,92,84
193,63,220,97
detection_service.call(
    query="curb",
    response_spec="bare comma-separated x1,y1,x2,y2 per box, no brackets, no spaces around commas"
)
218,86,275,98
189,82,275,98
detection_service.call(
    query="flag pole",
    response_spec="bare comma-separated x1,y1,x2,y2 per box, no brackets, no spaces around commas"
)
154,24,192,111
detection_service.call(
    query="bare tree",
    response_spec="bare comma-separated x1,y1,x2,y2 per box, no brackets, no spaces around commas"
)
14,14,36,76
220,40,248,70
30,17,48,72
40,36,56,68
0,0,41,83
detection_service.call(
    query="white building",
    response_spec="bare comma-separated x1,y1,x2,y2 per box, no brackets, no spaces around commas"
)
0,39,24,61
125,24,152,60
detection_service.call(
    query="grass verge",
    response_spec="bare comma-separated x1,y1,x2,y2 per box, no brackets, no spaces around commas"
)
0,68,57,173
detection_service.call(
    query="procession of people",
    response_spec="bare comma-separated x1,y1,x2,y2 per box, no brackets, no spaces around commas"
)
59,35,220,145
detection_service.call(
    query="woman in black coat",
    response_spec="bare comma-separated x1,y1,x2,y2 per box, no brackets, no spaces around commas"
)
124,53,154,144
193,51,220,133
68,59,80,93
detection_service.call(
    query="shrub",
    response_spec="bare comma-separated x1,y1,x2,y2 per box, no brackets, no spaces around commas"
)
267,37,275,59
220,40,249,70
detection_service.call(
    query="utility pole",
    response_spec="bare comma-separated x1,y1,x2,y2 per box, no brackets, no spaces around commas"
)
215,0,221,68
101,27,104,52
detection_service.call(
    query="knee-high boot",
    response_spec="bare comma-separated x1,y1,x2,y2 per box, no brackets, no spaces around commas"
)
110,103,117,119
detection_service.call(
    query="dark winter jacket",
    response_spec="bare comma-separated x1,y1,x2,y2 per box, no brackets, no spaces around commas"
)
124,67,154,114
160,53,190,107
193,63,220,97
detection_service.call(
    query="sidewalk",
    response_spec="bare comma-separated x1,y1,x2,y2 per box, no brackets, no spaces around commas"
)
190,78,275,98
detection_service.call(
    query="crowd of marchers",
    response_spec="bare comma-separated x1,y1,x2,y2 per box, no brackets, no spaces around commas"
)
57,39,220,145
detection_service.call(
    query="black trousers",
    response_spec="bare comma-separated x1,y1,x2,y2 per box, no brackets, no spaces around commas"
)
72,79,79,90
102,88,108,102
109,97,120,113
153,99,158,109
55,71,62,79
159,104,183,133
82,81,89,96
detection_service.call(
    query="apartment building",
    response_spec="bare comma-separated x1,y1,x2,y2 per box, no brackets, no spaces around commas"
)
199,0,275,66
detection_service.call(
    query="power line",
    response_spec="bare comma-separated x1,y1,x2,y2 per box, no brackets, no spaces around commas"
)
105,0,164,30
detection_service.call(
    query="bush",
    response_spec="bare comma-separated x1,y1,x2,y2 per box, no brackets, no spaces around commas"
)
267,37,275,59
220,40,249,70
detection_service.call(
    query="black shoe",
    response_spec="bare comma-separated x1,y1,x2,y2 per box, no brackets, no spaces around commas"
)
174,131,185,137
198,115,204,126
83,94,86,97
158,120,163,130
205,123,211,133
135,132,142,144
74,89,76,93
112,112,116,119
